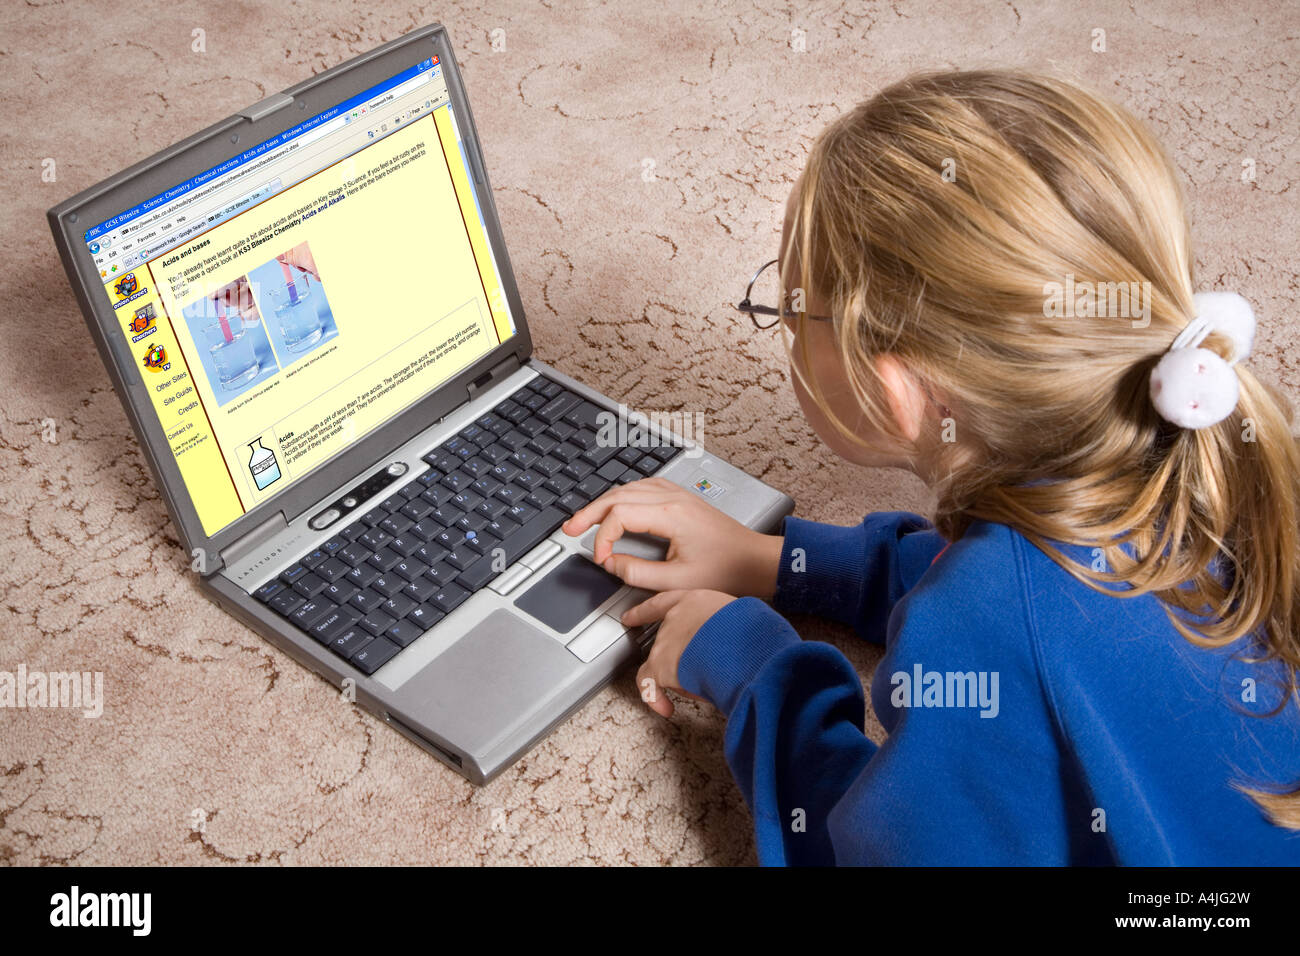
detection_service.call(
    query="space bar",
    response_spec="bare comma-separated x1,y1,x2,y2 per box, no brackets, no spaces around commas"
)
462,507,567,592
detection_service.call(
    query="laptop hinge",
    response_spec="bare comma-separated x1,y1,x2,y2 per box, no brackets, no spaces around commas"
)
466,353,522,403
237,93,295,123
219,510,289,573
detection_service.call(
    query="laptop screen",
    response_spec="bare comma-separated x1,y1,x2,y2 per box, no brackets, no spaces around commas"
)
82,57,518,536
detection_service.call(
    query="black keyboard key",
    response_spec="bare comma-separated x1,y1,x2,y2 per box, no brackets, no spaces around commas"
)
402,575,438,604
329,627,374,660
525,489,558,510
546,420,576,442
406,603,445,632
425,561,459,585
553,441,582,462
536,392,580,423
512,468,541,490
386,534,422,558
442,471,471,492
429,505,463,528
279,564,310,586
526,434,557,456
254,579,285,603
339,542,371,567
353,638,401,674
270,589,306,616
543,475,576,496
310,604,362,644
456,556,501,591
562,460,595,481
291,598,335,629
409,519,442,542
393,558,429,584
431,583,472,614
557,492,587,514
360,507,388,527
472,475,504,498
382,592,417,620
379,514,413,537
581,443,620,467
499,429,530,451
292,573,328,599
349,588,386,614
562,400,604,430
476,498,509,520
316,557,350,583
444,547,481,572
359,610,396,637
300,548,328,570
650,443,680,461
370,573,405,598
618,468,641,484
367,548,403,573
358,528,392,552
324,581,360,607
516,416,548,438
634,455,660,475
596,459,627,481
533,455,563,477
413,543,448,567
345,562,381,589
481,443,512,464
535,379,563,399
462,456,491,478
616,446,643,466
494,506,567,565
386,619,424,648
340,520,368,541
575,475,610,499
569,429,599,451
400,498,433,521
451,491,484,513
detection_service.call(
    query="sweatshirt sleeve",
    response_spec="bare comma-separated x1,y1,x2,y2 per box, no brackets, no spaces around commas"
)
678,597,879,865
773,512,946,643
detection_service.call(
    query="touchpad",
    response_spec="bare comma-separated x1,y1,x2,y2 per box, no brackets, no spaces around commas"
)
514,555,622,634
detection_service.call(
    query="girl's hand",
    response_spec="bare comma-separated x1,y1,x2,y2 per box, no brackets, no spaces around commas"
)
562,477,783,600
624,589,735,718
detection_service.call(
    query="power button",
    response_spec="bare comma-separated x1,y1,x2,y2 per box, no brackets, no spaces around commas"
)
387,461,408,477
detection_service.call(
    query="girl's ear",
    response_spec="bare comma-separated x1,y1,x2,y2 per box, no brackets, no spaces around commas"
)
875,353,929,444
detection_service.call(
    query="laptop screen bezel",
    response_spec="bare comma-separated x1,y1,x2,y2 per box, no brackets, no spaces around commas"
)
47,24,534,570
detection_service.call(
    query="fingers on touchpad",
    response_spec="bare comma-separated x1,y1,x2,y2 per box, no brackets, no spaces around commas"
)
577,527,669,562
514,555,622,634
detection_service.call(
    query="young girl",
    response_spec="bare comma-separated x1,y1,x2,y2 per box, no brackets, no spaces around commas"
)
563,70,1300,865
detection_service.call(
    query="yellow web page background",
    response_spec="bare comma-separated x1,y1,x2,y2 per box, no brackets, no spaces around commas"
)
103,107,514,536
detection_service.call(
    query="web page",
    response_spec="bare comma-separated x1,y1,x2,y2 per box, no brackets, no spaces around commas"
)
84,58,517,536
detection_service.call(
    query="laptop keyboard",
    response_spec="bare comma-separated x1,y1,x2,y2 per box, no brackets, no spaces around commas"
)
249,374,684,676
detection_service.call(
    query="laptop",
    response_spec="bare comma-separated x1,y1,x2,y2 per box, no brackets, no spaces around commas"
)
47,23,794,784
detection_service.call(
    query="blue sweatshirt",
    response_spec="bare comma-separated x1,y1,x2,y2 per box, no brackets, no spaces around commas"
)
677,512,1300,865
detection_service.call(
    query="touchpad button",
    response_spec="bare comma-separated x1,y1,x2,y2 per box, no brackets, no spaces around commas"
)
514,555,622,634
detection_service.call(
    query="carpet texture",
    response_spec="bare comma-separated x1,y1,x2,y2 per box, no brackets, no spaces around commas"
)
2,0,1296,865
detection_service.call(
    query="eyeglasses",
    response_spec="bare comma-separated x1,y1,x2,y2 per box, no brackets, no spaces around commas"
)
736,259,835,330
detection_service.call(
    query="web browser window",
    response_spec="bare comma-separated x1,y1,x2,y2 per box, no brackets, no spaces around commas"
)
84,58,518,536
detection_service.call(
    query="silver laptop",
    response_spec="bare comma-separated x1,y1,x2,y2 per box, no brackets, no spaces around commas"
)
47,23,793,784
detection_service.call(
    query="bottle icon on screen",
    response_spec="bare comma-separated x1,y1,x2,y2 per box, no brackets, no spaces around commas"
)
248,438,281,491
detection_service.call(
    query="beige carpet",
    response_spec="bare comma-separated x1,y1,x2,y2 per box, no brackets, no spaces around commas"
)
2,0,1296,865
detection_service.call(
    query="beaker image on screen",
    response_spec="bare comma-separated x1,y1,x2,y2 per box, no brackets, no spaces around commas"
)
181,277,280,406
248,241,339,366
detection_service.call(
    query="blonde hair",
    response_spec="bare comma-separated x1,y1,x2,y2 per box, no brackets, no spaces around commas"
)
784,70,1300,827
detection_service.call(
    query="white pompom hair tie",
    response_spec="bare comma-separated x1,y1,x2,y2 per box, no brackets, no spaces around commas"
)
1148,292,1256,429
